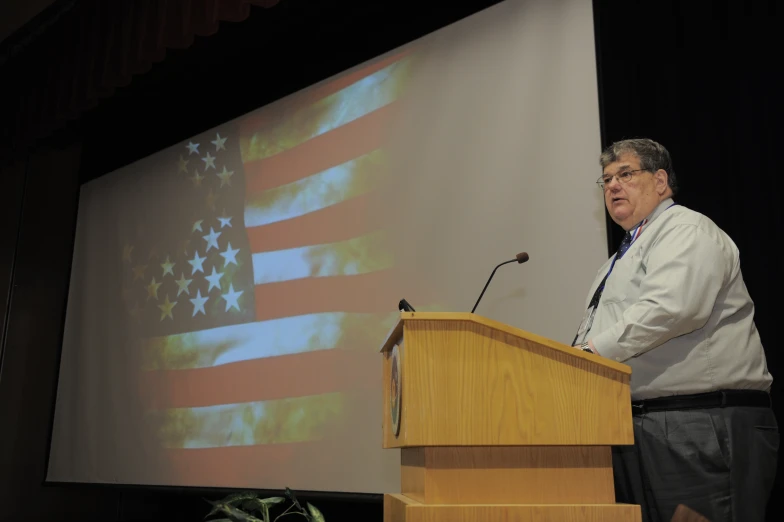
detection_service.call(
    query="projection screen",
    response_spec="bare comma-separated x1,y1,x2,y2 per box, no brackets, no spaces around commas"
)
47,0,608,493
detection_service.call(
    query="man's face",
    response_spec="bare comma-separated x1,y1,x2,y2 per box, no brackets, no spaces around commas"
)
602,152,668,230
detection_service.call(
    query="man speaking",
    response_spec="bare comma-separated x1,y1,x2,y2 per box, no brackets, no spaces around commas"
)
573,138,778,522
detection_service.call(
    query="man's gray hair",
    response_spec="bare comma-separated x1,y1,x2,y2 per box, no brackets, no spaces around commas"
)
599,138,678,195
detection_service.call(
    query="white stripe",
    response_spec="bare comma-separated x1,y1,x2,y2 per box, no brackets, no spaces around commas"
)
142,313,344,370
141,311,399,371
251,231,389,285
310,64,403,139
632,218,648,241
156,393,343,449
244,59,411,160
243,150,382,228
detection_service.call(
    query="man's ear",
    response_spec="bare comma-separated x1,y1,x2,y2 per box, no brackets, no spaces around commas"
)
655,169,670,195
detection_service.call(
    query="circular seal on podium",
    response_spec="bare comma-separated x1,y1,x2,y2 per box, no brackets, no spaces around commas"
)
390,344,401,437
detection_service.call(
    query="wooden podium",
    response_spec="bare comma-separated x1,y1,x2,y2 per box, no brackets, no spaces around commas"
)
379,312,641,522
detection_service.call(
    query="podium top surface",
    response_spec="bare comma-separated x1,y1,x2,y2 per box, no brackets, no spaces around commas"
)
380,311,630,375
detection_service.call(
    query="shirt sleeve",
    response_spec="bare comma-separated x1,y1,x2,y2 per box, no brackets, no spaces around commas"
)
591,223,732,362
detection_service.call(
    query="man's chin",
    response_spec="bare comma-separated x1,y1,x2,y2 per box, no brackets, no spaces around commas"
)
609,211,632,229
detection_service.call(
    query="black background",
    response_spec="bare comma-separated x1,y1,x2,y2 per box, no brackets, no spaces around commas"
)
0,1,781,520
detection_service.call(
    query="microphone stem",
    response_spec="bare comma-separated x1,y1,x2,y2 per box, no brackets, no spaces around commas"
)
471,258,517,313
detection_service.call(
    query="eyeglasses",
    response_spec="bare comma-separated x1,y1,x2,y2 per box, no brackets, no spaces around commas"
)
596,169,649,190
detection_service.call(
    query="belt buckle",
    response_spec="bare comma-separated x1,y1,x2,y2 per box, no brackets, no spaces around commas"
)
631,402,646,414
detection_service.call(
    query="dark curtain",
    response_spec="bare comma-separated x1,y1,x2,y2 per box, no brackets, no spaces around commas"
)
594,1,783,518
0,159,26,380
0,138,114,518
0,0,280,166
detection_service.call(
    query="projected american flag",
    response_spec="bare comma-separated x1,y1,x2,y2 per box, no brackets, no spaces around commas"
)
117,51,420,484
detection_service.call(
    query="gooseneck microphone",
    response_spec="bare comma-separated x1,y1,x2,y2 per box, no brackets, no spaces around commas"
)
470,252,529,313
398,298,416,312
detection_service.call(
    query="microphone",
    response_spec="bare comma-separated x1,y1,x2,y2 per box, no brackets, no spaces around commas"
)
470,252,529,313
398,298,416,312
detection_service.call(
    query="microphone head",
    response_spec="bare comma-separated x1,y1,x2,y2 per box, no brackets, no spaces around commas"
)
516,252,530,264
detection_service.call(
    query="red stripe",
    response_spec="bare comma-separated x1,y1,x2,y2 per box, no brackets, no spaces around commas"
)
243,102,395,195
247,192,380,253
254,270,401,322
139,348,377,410
238,49,413,138
164,443,303,486
634,219,648,240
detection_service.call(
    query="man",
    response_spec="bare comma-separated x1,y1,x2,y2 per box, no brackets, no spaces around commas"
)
573,138,778,522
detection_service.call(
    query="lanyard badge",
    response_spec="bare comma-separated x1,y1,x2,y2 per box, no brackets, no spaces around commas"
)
571,218,648,346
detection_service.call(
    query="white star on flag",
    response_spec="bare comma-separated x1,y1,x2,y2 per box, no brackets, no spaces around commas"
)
205,266,224,293
192,219,204,233
202,152,216,170
218,216,232,228
188,251,206,275
161,256,175,278
157,294,177,321
189,289,208,316
220,242,240,268
217,166,234,187
212,133,227,151
202,227,221,252
175,272,192,296
190,170,204,187
221,284,243,312
186,141,200,155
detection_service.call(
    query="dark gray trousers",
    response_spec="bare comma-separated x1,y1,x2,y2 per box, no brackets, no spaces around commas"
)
612,406,779,522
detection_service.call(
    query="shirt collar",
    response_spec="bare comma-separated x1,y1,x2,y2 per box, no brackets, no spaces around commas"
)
628,198,675,232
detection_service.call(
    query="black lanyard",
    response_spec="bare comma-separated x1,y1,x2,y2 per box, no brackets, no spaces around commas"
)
570,203,677,346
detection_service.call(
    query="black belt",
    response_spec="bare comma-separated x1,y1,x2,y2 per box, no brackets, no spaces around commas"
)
631,389,771,415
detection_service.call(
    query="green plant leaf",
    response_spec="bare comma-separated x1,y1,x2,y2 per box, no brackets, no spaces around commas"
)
205,492,258,518
224,492,260,506
207,500,264,522
306,503,325,522
204,498,221,518
242,497,284,514
285,488,303,511
273,501,306,522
